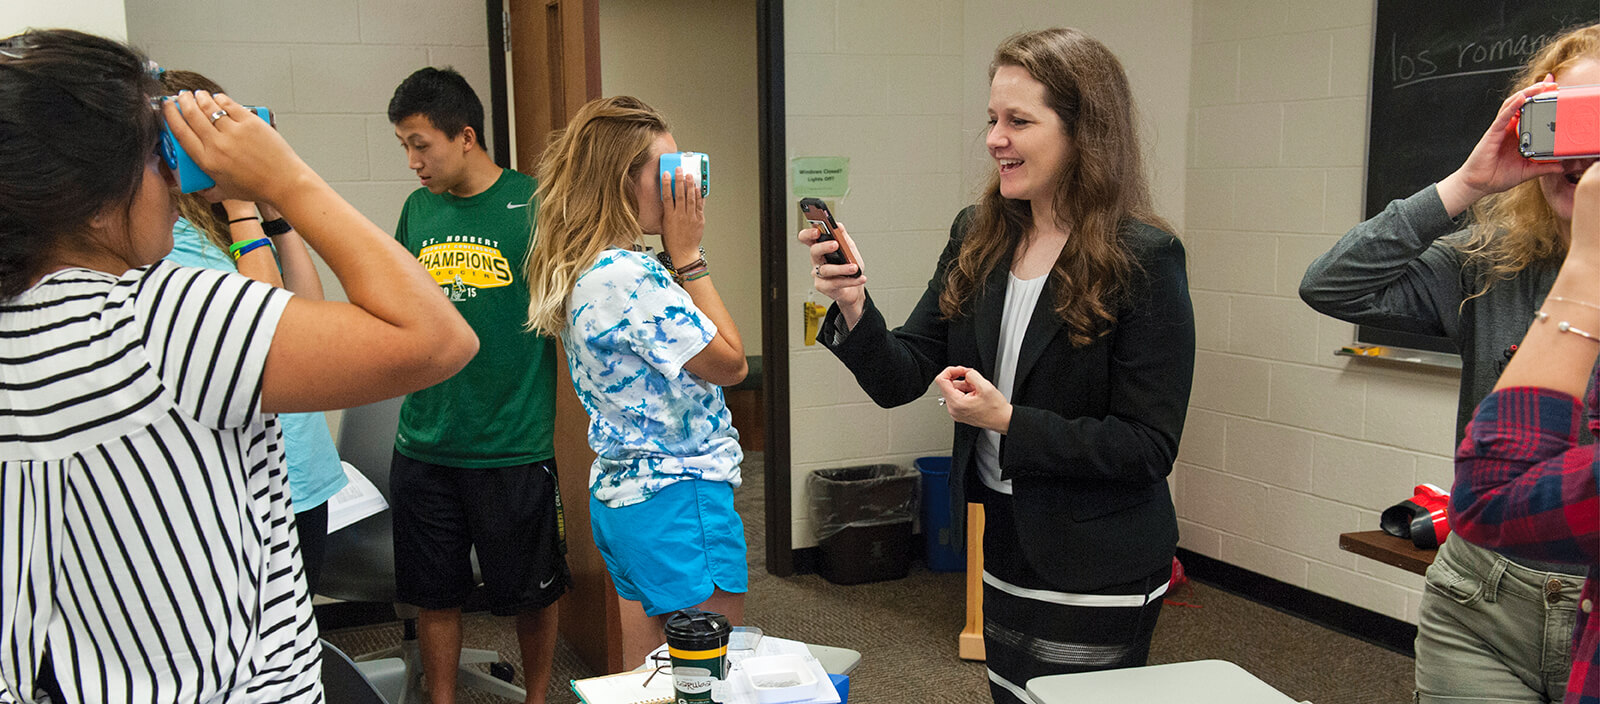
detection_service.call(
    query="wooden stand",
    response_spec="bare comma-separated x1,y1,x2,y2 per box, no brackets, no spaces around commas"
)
959,503,986,661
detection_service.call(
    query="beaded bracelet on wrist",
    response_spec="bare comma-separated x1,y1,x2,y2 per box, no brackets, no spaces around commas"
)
656,246,708,282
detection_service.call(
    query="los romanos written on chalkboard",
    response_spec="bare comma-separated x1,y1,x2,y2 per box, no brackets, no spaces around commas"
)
1358,0,1599,354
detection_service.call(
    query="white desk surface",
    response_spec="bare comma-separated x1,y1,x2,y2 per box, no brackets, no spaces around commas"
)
1026,660,1303,704
806,644,860,675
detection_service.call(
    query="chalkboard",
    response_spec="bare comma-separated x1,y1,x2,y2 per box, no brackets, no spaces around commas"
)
1358,0,1600,354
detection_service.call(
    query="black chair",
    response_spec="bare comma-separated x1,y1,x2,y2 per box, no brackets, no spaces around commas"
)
319,397,524,703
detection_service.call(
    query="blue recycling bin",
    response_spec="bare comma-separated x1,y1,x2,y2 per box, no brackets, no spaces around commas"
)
914,456,964,571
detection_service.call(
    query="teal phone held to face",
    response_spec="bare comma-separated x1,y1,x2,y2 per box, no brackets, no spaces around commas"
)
659,151,710,198
158,104,272,193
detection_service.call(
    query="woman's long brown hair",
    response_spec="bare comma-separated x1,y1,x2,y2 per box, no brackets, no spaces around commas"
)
938,28,1170,347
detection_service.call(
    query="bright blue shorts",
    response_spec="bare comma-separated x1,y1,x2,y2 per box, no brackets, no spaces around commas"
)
589,478,749,616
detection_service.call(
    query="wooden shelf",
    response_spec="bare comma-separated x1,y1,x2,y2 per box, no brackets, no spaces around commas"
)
1338,530,1436,576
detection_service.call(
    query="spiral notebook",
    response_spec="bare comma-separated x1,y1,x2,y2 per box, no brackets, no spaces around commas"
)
569,668,674,704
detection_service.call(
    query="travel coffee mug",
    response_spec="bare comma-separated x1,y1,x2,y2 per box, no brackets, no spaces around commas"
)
664,609,731,703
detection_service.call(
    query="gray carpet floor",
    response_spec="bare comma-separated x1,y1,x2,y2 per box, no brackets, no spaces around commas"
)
322,452,1416,703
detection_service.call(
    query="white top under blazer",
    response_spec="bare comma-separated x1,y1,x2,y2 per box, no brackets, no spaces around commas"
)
976,272,1050,494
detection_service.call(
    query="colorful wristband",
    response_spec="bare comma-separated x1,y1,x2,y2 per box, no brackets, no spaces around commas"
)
656,246,707,277
229,237,272,260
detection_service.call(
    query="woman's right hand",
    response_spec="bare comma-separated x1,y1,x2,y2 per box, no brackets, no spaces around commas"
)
798,223,867,326
162,90,317,207
1437,77,1564,216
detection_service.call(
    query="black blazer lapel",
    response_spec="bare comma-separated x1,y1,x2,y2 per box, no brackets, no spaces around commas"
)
1012,275,1064,392
974,256,1009,376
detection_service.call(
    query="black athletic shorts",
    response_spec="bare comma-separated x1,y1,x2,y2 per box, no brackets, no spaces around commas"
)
390,450,571,615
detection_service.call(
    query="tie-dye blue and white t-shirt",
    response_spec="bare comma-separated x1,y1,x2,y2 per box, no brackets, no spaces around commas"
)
562,248,742,507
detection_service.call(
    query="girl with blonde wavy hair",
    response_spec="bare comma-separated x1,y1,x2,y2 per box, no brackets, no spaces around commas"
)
1301,22,1600,704
525,96,748,656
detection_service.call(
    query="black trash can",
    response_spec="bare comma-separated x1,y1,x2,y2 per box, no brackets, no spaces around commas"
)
809,464,919,585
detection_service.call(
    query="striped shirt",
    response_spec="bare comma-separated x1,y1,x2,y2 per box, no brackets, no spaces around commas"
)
1454,383,1600,704
0,263,322,703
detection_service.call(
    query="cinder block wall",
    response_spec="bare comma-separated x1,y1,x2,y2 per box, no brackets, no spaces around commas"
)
125,0,495,439
1177,0,1454,622
783,0,969,547
126,0,494,288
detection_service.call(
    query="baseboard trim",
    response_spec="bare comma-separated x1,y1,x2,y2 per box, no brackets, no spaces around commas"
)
785,545,1419,657
1176,548,1416,657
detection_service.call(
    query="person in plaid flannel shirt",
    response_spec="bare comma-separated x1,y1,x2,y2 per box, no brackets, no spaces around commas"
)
1454,155,1600,704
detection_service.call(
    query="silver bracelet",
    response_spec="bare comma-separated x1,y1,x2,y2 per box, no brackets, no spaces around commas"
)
1535,310,1600,343
1543,295,1600,312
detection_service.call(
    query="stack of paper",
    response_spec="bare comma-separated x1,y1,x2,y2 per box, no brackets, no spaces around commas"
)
327,461,388,533
570,669,675,704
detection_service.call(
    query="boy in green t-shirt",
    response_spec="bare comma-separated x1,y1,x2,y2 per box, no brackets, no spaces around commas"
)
387,67,566,704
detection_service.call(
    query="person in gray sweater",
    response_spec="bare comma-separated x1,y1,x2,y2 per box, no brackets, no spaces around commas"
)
1300,24,1600,704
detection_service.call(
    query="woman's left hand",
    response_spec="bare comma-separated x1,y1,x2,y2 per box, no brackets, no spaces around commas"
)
935,366,1012,433
659,167,705,264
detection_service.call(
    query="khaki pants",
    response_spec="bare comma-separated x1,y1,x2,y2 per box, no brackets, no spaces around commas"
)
1415,538,1585,703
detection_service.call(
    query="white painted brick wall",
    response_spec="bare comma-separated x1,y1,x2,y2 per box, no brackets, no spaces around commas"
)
127,0,493,440
127,0,492,254
1179,0,1454,622
783,0,966,548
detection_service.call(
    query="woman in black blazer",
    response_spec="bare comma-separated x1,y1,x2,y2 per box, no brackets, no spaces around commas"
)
800,28,1195,703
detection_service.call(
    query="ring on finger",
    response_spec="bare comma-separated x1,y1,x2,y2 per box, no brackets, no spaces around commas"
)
813,265,821,277
208,109,228,124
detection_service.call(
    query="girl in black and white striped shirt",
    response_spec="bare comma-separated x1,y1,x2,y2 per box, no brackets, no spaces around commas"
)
0,30,478,704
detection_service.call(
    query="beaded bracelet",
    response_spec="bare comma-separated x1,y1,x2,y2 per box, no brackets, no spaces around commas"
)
656,246,708,282
229,237,272,260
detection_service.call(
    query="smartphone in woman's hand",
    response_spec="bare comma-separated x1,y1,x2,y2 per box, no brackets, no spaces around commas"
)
799,197,862,277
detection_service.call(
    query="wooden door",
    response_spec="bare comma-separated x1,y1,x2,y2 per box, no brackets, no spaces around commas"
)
507,0,619,674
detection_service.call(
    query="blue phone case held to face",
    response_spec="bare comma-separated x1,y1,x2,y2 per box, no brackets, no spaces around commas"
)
158,105,272,193
659,151,710,198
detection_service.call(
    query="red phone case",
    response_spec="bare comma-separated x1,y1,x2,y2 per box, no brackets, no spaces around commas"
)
1554,84,1600,158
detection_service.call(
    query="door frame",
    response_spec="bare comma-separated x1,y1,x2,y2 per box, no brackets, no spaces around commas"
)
485,0,795,580
753,0,792,577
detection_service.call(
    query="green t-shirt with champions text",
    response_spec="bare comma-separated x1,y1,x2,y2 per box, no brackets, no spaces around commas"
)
393,168,555,467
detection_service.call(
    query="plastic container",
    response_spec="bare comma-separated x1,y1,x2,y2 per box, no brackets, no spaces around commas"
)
808,464,918,585
914,456,964,571
741,654,817,703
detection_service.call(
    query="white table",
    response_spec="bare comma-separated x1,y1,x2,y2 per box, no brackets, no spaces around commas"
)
1026,660,1304,704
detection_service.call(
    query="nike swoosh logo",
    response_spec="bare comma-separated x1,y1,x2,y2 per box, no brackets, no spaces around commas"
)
539,575,557,589
506,202,529,209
